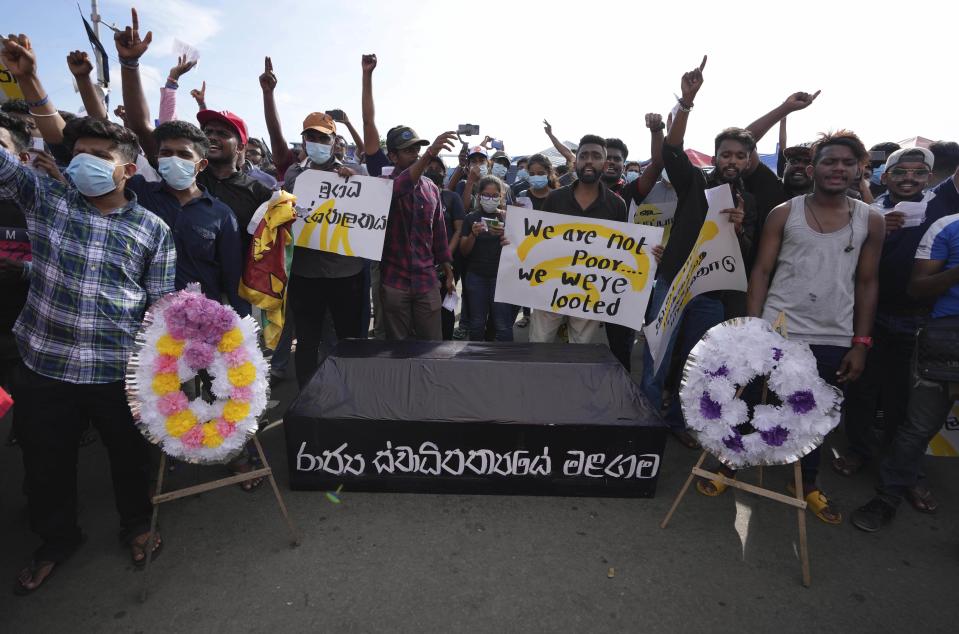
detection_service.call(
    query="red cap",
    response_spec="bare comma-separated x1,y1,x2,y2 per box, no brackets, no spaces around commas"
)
197,109,249,145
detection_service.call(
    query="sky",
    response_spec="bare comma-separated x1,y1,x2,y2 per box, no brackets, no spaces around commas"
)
5,0,958,162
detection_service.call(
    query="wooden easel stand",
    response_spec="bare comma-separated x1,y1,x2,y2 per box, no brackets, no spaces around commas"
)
139,433,300,601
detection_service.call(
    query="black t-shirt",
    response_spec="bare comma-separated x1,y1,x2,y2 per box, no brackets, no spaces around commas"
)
461,211,504,278
0,199,29,346
519,189,550,211
196,168,273,253
541,180,628,222
440,190,466,245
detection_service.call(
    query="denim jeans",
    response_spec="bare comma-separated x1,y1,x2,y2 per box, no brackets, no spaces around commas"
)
799,344,849,485
464,273,514,342
640,282,725,431
878,367,954,505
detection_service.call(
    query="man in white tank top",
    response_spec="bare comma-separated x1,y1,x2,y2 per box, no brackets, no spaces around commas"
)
697,132,884,525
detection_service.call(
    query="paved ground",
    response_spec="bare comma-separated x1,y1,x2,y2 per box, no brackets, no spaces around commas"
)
1,323,957,633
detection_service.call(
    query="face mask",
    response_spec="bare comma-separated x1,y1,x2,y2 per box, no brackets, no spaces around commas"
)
528,174,549,190
305,141,333,165
427,172,444,188
479,196,500,214
476,165,488,177
158,156,199,190
625,171,640,183
65,153,120,197
870,162,886,186
491,163,508,179
516,168,529,181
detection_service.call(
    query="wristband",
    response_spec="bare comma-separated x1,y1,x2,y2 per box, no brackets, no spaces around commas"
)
118,57,140,69
165,78,179,89
26,95,49,108
676,97,694,111
851,336,873,349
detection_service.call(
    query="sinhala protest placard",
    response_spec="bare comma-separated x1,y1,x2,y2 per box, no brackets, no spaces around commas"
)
291,170,392,261
495,206,662,331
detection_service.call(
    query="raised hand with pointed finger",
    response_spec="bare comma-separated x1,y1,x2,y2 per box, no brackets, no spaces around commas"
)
114,8,152,60
190,81,206,108
782,90,821,112
259,56,276,92
680,55,708,104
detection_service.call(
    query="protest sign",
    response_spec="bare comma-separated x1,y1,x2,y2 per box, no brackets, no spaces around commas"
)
0,62,24,103
642,183,747,374
629,198,677,244
291,170,392,261
495,206,662,331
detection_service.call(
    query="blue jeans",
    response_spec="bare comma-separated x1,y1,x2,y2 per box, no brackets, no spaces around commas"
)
464,273,514,342
640,282,725,431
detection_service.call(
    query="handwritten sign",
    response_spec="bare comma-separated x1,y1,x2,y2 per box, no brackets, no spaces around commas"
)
0,62,25,103
642,183,747,374
494,206,662,331
629,198,677,244
291,170,392,261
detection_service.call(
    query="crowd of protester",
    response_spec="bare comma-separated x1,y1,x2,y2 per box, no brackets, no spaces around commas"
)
2,9,959,594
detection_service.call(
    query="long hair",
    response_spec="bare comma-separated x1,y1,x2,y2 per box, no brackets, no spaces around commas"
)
526,153,559,190
472,175,507,212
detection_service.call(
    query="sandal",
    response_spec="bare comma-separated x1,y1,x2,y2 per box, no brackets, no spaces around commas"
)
231,458,265,493
831,452,866,477
788,483,842,524
696,472,734,497
671,430,701,450
129,531,163,569
13,560,57,596
906,483,938,514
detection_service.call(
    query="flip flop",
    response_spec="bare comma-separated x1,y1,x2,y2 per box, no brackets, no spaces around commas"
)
696,474,733,497
788,483,842,524
130,532,163,570
906,484,938,514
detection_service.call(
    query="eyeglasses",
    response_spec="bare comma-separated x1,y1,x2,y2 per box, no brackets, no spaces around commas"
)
887,168,930,179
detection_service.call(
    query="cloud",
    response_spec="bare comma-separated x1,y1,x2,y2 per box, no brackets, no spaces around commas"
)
102,0,221,60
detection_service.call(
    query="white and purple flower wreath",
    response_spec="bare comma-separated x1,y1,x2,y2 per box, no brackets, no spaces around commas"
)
679,318,843,469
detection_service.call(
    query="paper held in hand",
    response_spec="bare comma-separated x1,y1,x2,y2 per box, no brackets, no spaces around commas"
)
642,183,748,374
291,170,393,261
494,205,662,331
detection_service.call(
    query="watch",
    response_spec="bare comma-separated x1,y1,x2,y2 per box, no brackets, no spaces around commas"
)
851,336,873,349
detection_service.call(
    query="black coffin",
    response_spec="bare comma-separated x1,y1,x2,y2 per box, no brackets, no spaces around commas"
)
284,341,666,497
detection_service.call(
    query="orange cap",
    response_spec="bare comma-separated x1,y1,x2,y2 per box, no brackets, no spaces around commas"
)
301,112,337,135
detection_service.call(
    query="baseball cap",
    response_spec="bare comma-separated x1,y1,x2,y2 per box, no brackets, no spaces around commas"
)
885,147,934,171
783,143,812,160
302,112,337,136
468,145,488,159
196,110,248,145
386,125,428,151
490,150,511,165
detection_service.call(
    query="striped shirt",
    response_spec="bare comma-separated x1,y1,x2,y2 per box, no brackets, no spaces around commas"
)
0,147,176,384
916,209,959,319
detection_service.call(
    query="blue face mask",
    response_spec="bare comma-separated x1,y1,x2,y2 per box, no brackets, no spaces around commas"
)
625,171,640,183
158,156,199,190
65,153,120,197
305,141,333,165
516,168,529,181
528,174,549,190
870,162,886,186
476,165,488,177
492,163,508,179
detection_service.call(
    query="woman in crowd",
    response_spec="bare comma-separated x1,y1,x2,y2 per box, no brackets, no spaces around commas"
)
459,175,514,341
516,153,559,211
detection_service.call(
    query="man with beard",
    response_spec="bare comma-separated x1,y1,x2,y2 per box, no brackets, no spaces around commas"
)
639,56,755,449
836,148,953,515
361,54,455,340
528,135,627,344
742,131,884,524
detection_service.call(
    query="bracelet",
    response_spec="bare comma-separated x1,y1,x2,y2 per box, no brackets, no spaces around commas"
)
26,95,49,108
118,56,140,69
851,336,873,349
676,97,693,112
29,110,60,117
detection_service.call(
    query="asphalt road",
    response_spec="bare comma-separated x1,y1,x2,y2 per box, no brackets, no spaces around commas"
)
1,324,956,633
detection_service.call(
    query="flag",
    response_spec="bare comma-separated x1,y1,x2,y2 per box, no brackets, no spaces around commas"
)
79,8,110,107
239,191,297,349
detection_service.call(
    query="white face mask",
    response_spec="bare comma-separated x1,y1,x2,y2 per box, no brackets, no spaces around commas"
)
479,196,500,213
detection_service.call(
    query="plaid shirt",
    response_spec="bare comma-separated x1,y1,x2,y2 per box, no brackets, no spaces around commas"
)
0,147,176,384
380,165,451,293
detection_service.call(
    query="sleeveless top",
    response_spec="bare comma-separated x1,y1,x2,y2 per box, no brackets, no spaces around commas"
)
762,195,871,346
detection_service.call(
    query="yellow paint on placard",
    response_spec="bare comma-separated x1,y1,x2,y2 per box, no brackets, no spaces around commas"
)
0,63,25,102
656,221,719,330
294,199,355,256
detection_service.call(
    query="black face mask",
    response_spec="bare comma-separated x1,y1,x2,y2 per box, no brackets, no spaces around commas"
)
426,172,444,188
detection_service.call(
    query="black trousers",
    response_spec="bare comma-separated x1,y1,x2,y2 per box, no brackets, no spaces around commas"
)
289,272,364,389
605,323,635,372
13,364,152,562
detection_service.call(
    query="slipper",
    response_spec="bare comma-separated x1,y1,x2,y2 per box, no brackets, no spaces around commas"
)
906,484,938,514
788,483,842,524
831,453,866,477
129,532,163,570
696,474,733,497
